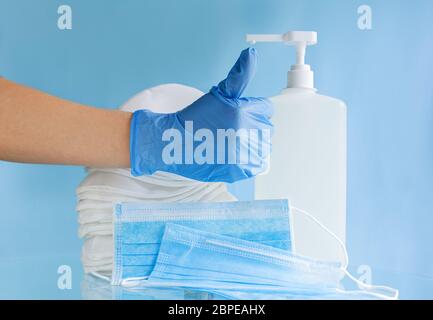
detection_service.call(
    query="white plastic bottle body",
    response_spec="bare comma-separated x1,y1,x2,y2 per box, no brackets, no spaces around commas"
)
255,88,347,263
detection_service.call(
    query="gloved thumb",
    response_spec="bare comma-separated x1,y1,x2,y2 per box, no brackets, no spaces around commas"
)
216,47,257,99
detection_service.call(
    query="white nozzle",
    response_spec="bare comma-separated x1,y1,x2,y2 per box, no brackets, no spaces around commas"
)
246,31,317,89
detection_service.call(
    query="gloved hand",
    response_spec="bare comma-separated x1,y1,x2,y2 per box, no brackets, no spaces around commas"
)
130,48,273,183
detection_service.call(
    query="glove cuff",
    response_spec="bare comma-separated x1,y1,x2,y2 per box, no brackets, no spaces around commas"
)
130,110,172,176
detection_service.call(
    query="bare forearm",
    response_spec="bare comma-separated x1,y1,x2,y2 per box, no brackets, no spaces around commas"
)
0,78,131,168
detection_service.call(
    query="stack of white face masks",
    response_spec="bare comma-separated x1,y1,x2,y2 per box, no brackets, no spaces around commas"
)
76,84,236,276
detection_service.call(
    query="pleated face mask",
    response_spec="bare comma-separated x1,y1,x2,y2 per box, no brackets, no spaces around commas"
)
112,200,292,285
147,223,341,291
146,223,398,300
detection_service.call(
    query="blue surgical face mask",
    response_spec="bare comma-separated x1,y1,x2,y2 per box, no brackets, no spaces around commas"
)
112,200,292,285
145,223,398,300
146,223,341,290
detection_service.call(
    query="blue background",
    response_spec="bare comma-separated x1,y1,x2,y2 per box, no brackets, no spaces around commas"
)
0,0,432,299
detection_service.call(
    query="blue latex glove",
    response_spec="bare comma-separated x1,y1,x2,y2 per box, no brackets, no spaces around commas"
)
130,48,273,183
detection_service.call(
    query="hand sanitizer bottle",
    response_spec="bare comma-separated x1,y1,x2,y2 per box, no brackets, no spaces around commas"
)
247,31,347,263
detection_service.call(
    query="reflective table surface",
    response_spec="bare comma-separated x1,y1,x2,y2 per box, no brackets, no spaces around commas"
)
1,254,432,300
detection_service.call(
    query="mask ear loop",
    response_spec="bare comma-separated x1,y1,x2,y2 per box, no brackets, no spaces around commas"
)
290,206,399,300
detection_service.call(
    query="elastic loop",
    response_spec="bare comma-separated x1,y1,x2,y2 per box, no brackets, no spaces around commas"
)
290,206,398,300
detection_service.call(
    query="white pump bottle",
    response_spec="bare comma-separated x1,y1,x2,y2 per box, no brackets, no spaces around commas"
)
248,31,347,263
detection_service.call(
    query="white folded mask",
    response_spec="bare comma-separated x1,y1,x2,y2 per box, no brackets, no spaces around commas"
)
76,199,114,211
82,236,113,262
77,208,112,225
79,223,113,238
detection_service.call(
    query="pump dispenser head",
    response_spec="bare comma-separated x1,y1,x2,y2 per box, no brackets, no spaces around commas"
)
246,31,317,89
